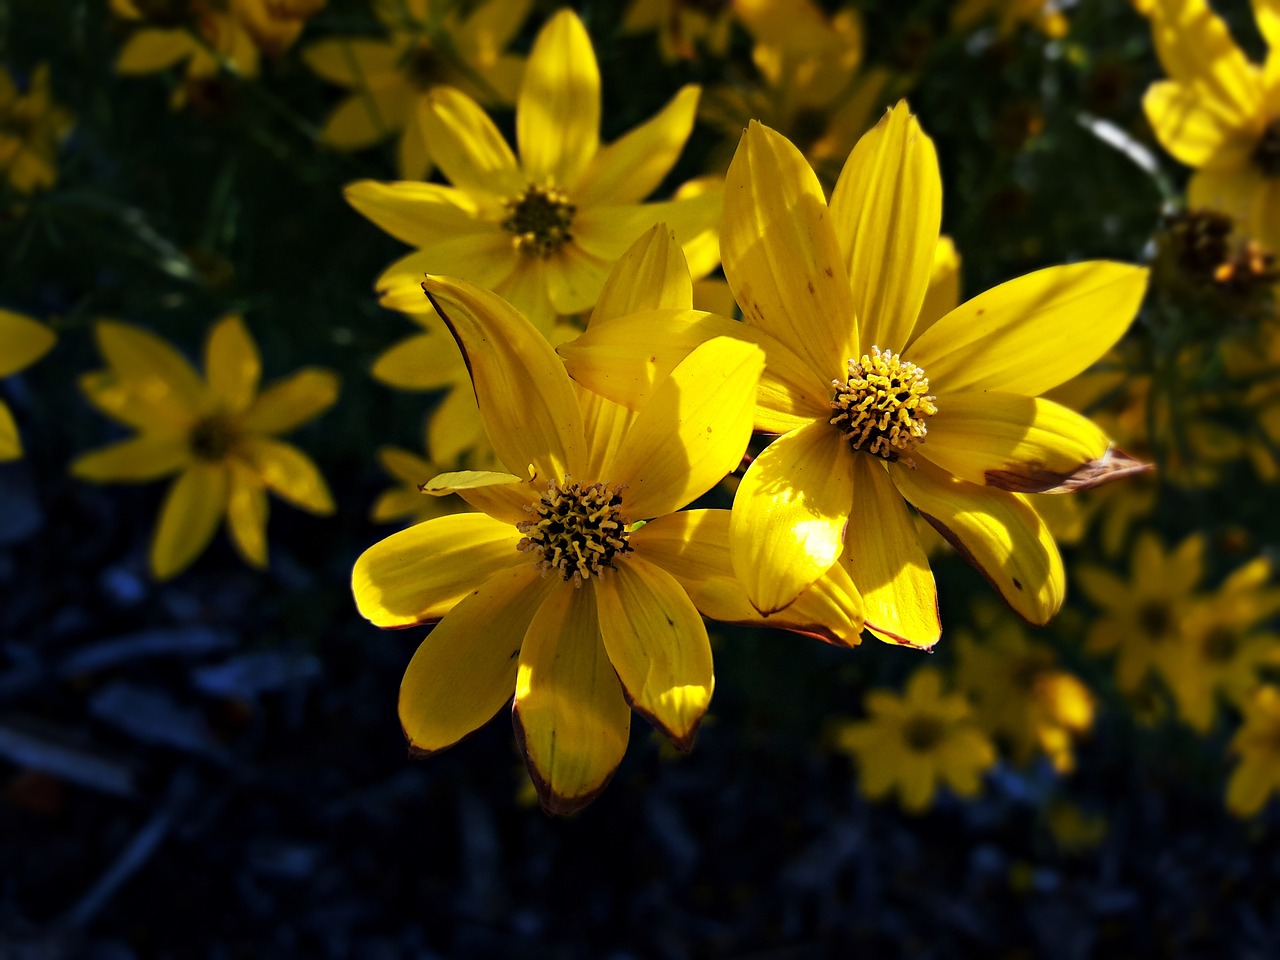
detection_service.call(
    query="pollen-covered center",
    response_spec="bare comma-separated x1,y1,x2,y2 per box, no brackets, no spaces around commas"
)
189,413,239,462
517,479,632,585
830,347,937,463
501,184,576,258
1255,119,1280,177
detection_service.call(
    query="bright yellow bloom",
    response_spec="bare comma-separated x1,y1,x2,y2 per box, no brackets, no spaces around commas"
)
956,608,1094,773
303,0,529,180
1138,0,1280,252
836,667,996,813
370,444,470,526
73,316,338,580
563,105,1148,647
952,0,1069,39
1076,531,1204,691
0,64,73,194
1227,684,1280,816
0,310,56,460
345,8,722,330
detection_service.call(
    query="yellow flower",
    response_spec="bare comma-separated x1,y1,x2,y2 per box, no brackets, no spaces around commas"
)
0,64,73,194
1227,684,1280,817
622,0,842,62
345,8,722,330
72,316,339,580
0,310,56,460
1075,531,1205,691
303,0,530,180
836,667,996,814
353,274,767,812
1138,0,1280,252
952,0,1069,39
370,444,471,526
956,608,1094,773
562,105,1149,646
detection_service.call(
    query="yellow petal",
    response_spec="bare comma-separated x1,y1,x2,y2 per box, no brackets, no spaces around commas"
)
0,309,56,378
573,189,723,281
420,86,523,198
95,320,206,418
427,385,490,465
116,29,194,73
915,236,961,337
400,565,554,755
321,87,411,150
241,368,339,435
595,556,712,750
238,437,334,515
78,370,190,434
587,224,693,326
607,337,763,519
844,455,940,649
1143,80,1258,170
574,84,701,206
1256,0,1280,48
1188,167,1275,249
71,433,190,482
150,462,228,580
907,262,1149,397
1227,757,1276,817
397,103,433,182
731,421,854,614
543,241,614,315
720,122,855,383
374,237,518,314
422,275,587,481
421,469,532,524
513,582,630,815
352,512,525,627
204,315,260,415
829,101,942,352
577,386,636,481
226,461,268,568
1146,0,1264,125
0,402,21,461
303,38,400,88
891,457,1065,626
344,179,487,248
517,9,601,188
371,332,464,391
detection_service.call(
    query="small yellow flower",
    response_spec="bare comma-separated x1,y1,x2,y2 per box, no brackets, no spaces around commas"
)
303,0,530,180
73,316,339,580
345,8,722,330
0,64,73,194
952,0,1069,39
370,444,470,526
623,0,843,62
1227,684,1280,816
1138,0,1280,252
836,667,996,813
0,310,56,460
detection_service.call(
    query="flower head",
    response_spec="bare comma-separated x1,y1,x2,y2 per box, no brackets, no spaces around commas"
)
73,316,338,579
0,64,73,194
0,310,56,460
1227,684,1280,817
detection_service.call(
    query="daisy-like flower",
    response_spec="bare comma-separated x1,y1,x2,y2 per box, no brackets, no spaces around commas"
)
836,667,996,814
1137,0,1280,252
0,64,73,195
344,8,722,330
73,316,338,580
0,310,56,460
303,0,529,180
1227,684,1280,817
952,0,1069,39
562,105,1149,646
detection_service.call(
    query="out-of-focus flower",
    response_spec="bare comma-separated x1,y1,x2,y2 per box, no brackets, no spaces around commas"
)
622,0,840,63
73,317,338,579
956,608,1095,773
345,9,722,330
1137,0,1280,252
1226,684,1280,817
1153,210,1280,306
837,667,996,813
0,310,56,460
304,0,529,180
952,0,1069,39
0,64,73,194
563,106,1149,646
371,444,470,526
1076,531,1205,691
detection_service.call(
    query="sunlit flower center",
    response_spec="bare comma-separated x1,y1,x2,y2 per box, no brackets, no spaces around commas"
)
501,184,576,258
1255,120,1280,177
902,714,945,753
1136,599,1173,642
517,479,632,586
189,413,239,461
1202,625,1238,663
404,43,446,89
830,347,937,464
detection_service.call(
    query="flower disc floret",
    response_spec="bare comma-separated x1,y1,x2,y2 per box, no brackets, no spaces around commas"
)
517,479,632,585
1255,120,1280,178
902,714,945,752
189,412,240,461
829,347,937,463
501,184,576,258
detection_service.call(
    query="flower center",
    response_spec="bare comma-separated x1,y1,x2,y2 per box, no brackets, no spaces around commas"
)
501,184,576,258
1136,600,1173,642
1202,625,1238,663
829,347,937,463
189,413,239,461
403,43,446,90
902,714,945,753
516,479,632,585
1255,119,1280,177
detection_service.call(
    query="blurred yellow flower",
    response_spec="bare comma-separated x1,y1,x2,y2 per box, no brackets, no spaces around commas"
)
345,8,722,329
303,0,529,180
0,310,56,460
1138,0,1280,252
952,0,1069,39
370,444,470,526
1226,684,1280,817
73,316,338,580
837,667,996,814
0,64,73,195
623,0,841,62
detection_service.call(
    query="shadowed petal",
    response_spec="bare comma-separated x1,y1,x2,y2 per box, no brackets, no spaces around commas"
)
205,315,260,415
72,433,191,482
420,86,523,198
226,461,268,568
150,461,228,581
0,309,56,378
241,369,339,435
239,437,334,515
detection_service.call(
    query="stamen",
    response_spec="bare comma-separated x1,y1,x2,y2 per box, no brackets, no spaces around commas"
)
516,479,632,586
829,347,937,464
501,185,576,258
